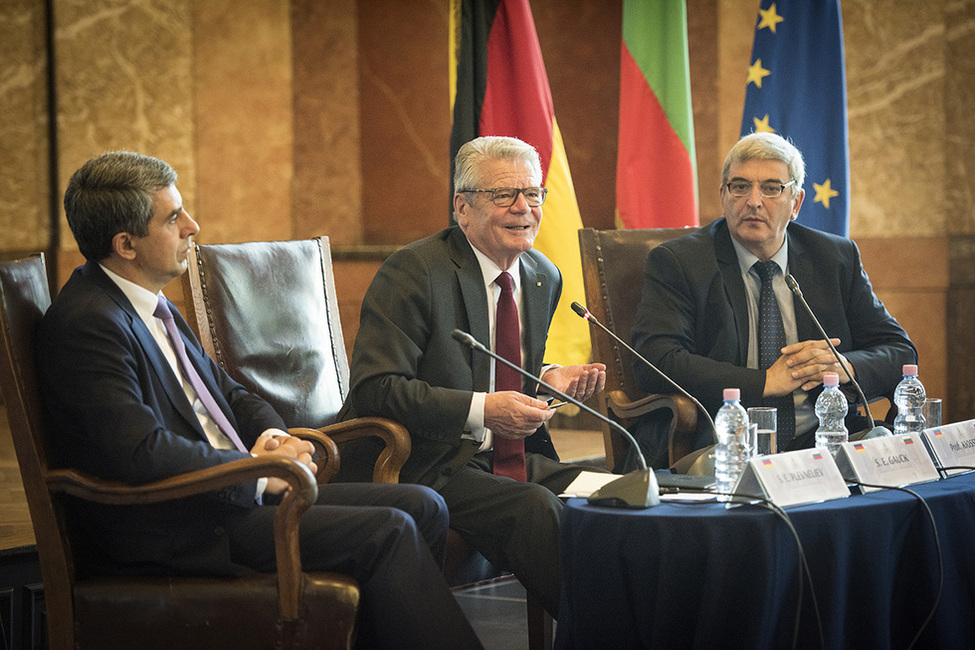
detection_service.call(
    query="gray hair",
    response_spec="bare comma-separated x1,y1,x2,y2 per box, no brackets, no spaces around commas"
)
64,151,177,261
453,136,543,194
721,132,805,193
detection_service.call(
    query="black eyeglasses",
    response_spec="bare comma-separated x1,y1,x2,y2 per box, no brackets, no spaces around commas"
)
461,187,548,207
725,179,796,198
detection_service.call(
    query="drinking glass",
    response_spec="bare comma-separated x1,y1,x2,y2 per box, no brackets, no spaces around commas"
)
922,398,942,429
748,407,777,456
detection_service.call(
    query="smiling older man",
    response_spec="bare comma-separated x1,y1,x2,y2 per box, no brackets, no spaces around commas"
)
337,136,606,616
627,132,916,469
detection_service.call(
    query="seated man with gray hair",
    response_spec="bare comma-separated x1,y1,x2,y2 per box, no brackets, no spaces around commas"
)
338,135,607,616
629,131,916,469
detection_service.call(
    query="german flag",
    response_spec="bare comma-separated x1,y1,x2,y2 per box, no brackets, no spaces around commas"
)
616,0,698,228
449,0,591,365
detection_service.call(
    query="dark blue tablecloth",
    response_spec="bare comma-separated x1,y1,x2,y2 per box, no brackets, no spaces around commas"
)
556,472,975,649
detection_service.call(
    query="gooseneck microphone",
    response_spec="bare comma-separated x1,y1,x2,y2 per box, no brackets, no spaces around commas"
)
570,301,718,443
451,329,659,508
784,274,890,441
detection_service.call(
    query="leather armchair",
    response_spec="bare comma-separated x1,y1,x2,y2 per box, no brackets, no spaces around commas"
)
578,227,706,469
0,254,359,649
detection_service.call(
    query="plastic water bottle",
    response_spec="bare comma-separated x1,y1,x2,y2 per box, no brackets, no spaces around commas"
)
714,388,750,501
893,364,926,435
815,373,848,456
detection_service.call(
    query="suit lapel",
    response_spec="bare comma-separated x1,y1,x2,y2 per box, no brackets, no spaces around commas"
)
713,221,750,363
449,229,492,391
84,263,211,441
519,253,549,376
786,227,818,341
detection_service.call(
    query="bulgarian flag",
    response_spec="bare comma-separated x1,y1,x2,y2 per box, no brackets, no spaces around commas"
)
616,0,698,228
449,0,591,366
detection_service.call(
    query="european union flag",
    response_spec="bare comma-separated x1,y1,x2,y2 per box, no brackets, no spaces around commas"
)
740,0,849,236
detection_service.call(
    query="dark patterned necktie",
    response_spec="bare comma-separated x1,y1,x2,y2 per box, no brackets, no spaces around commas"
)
753,261,795,446
492,272,527,481
154,296,248,453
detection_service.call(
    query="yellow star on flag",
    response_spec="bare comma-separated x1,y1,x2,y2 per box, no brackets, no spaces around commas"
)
813,179,839,209
747,59,771,88
758,3,785,33
752,114,775,133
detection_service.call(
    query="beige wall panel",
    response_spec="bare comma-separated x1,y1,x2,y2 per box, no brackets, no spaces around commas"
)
0,1,50,253
192,0,292,246
358,1,450,245
844,0,947,237
54,0,196,263
291,0,362,245
945,1,975,235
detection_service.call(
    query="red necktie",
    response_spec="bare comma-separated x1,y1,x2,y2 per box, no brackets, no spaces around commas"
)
492,272,527,481
154,296,248,453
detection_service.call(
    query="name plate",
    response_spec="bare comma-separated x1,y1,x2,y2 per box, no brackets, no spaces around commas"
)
921,419,975,476
734,449,849,508
834,434,940,493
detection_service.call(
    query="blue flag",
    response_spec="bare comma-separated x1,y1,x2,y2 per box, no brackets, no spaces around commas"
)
740,0,849,236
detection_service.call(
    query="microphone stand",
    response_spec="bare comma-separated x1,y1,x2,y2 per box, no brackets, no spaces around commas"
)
451,329,659,508
570,302,718,442
784,274,890,441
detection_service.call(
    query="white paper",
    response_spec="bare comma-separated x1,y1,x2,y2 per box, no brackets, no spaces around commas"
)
560,471,621,497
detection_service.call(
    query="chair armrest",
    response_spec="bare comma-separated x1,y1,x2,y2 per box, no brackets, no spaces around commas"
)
289,427,342,484
606,390,698,432
46,456,316,621
319,417,411,484
605,390,700,466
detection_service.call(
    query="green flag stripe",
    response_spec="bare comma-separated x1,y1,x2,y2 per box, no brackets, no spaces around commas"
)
622,0,694,153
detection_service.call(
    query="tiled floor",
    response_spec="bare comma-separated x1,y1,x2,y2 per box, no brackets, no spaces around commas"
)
454,576,536,650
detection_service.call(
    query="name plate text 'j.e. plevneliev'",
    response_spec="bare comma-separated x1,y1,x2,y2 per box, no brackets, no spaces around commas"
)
733,448,849,508
834,434,941,493
921,419,975,477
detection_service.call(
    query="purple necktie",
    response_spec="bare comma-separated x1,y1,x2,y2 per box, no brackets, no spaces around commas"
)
154,296,248,453
492,272,527,482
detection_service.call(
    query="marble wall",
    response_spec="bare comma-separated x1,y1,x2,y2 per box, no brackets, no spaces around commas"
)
0,0,51,255
1,0,972,417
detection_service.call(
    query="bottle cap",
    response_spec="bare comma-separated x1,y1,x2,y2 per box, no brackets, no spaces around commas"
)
902,364,918,376
823,372,839,387
723,388,740,401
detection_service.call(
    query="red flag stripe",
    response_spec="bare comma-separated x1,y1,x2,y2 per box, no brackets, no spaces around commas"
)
616,43,696,228
479,0,554,179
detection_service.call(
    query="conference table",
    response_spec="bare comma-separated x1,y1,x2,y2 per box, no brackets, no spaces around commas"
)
556,472,975,649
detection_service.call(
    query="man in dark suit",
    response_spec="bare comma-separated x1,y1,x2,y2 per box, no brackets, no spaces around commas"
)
36,151,482,649
338,136,606,616
630,132,916,468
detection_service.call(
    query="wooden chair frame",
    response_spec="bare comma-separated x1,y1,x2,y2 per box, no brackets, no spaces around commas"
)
578,227,702,469
0,254,359,649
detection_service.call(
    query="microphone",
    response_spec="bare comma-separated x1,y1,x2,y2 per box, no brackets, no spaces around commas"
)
451,329,659,508
784,274,890,441
570,302,718,475
570,301,718,446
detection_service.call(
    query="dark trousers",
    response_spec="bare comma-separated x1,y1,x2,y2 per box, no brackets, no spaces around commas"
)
225,482,482,649
438,451,585,617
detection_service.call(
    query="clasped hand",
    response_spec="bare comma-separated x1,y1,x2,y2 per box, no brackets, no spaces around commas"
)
250,430,318,494
764,338,854,397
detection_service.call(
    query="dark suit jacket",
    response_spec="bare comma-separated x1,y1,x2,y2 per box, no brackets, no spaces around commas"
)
337,226,562,489
36,261,285,576
631,218,917,438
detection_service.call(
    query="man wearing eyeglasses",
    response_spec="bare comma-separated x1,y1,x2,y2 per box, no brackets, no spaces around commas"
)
337,135,606,617
628,132,916,469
